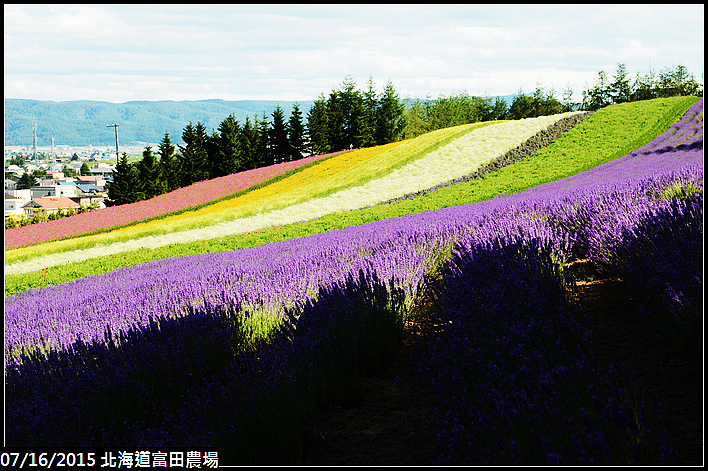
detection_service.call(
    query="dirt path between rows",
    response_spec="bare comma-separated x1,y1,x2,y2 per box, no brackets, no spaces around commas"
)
299,260,703,465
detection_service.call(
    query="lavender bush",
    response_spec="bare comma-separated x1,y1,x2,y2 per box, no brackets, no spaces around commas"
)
6,270,406,464
412,225,650,464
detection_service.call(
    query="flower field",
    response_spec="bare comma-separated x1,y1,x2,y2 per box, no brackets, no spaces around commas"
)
3,121,483,265
4,113,566,274
4,96,702,465
4,150,351,250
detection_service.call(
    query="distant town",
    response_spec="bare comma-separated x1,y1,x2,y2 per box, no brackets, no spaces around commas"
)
4,143,159,226
5,144,157,162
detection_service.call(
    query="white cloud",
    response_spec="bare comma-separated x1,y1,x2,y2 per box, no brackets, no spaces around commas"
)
4,4,704,102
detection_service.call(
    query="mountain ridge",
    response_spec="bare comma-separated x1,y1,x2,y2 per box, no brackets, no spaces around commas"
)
4,98,317,147
4,95,519,148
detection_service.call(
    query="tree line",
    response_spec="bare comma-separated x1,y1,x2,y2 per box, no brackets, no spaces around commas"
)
104,65,701,206
581,63,703,111
402,88,570,139
107,76,408,206
403,63,703,139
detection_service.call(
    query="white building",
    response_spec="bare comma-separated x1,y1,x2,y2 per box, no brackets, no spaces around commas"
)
4,189,32,218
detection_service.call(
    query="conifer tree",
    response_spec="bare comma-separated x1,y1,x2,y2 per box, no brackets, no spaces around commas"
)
349,96,368,149
269,105,290,164
107,152,140,206
360,76,379,147
375,80,407,145
287,103,306,160
158,132,180,192
240,116,261,170
212,114,242,178
306,95,330,155
137,144,163,200
206,130,220,178
338,75,363,149
326,90,345,150
179,121,210,187
257,113,271,168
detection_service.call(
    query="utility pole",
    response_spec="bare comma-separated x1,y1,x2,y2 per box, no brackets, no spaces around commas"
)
33,117,38,161
107,124,119,160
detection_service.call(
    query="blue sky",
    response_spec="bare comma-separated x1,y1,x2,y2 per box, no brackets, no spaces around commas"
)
4,4,704,103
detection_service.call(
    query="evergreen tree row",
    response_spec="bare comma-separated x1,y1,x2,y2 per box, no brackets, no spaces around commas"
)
106,76,408,206
307,75,407,154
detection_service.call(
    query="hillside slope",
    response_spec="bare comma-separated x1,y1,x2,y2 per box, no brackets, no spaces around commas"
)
4,113,568,267
4,97,698,295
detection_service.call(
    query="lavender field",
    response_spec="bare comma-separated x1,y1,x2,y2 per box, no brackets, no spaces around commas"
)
5,98,703,464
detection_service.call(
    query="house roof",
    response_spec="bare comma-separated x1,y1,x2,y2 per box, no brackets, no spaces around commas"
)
23,197,81,209
76,183,102,193
76,175,104,182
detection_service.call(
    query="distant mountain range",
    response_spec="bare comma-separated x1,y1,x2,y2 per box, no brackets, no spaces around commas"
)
4,95,519,148
4,98,316,148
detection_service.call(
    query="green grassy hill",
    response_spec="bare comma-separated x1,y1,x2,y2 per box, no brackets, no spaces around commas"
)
4,96,698,297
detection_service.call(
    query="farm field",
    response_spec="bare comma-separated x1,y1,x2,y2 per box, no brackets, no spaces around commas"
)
3,115,552,268
4,98,688,288
4,149,352,249
4,96,702,465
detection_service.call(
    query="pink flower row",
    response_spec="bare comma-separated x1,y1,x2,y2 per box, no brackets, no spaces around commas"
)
5,151,346,250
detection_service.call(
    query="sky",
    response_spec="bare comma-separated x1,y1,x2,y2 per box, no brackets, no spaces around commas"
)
4,4,704,104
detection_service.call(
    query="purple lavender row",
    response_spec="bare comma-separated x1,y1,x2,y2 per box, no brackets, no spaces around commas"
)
582,180,702,351
6,269,408,460
4,207,473,363
413,171,703,463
